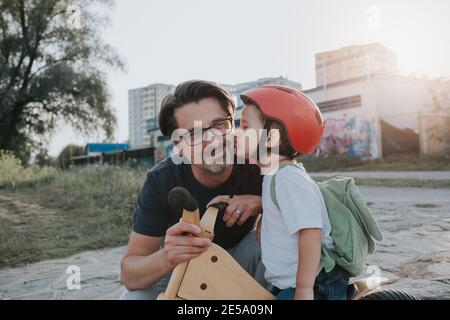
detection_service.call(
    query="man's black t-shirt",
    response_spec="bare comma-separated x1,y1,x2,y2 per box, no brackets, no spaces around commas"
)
133,157,263,249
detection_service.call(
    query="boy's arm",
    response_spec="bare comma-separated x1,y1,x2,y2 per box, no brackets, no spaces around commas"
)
295,228,322,300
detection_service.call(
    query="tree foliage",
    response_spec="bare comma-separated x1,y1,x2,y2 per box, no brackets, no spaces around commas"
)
0,0,124,161
57,143,84,168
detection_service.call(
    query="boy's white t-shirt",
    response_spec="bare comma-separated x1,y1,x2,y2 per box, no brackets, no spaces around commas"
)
261,163,335,289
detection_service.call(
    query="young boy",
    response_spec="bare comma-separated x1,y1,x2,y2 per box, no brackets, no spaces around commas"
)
237,85,350,300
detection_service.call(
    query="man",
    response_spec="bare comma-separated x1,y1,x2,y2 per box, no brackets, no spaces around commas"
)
120,80,266,299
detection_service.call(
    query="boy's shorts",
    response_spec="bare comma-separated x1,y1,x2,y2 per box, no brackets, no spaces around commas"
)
270,265,350,300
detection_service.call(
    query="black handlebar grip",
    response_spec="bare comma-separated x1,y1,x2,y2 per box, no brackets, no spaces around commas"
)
168,187,199,212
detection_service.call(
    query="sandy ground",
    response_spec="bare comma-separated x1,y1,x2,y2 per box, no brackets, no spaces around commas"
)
0,185,449,300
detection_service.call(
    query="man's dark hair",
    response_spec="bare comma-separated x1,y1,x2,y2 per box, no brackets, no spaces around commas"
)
158,80,236,137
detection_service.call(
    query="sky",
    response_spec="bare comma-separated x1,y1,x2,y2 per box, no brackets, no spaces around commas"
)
47,0,450,156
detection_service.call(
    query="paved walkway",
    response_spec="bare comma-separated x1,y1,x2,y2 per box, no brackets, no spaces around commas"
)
310,171,450,181
0,246,125,300
1,186,450,300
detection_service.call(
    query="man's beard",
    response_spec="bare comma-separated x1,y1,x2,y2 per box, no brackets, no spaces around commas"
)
200,141,233,174
200,163,229,174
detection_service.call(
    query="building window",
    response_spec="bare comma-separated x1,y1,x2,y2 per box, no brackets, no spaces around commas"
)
318,95,362,113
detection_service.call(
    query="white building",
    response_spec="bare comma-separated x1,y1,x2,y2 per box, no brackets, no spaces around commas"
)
315,43,397,88
304,42,450,159
128,83,175,148
305,73,438,159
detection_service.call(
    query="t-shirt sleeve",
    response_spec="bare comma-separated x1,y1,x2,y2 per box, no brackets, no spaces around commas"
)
132,172,170,237
275,169,324,236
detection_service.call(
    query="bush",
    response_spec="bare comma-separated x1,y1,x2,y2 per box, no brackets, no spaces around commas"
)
0,150,57,189
57,144,85,169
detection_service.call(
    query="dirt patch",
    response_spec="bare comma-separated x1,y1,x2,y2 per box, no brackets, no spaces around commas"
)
395,256,450,279
0,194,19,221
414,203,442,209
0,193,58,229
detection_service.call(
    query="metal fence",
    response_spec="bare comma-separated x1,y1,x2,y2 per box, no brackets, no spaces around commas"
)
69,146,155,167
418,110,450,155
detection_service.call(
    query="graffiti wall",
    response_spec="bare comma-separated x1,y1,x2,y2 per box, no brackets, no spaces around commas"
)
318,117,379,158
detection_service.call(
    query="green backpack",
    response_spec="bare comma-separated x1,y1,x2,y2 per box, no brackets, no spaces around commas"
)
269,163,383,277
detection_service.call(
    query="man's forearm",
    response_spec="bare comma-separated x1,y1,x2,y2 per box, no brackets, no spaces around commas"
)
121,249,172,291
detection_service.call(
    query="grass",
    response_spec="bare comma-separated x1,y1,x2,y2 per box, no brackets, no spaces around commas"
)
0,165,148,268
313,176,450,189
302,154,450,172
353,178,450,189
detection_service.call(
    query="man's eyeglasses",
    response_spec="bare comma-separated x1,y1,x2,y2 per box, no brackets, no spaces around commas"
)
182,117,234,146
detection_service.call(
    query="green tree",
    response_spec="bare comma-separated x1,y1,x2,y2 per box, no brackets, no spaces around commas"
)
57,143,84,168
34,147,53,166
0,0,124,162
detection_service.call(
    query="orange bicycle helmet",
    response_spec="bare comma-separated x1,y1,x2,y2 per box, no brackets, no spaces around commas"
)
240,85,324,155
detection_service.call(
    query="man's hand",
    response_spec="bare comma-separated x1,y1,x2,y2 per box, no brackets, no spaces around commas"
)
207,195,262,228
162,222,212,269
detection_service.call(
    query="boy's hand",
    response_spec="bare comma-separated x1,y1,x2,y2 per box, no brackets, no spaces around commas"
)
294,287,314,300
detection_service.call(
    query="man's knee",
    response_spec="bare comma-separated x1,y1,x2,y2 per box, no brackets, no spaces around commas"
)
119,272,172,300
120,287,159,300
229,230,268,288
230,230,261,267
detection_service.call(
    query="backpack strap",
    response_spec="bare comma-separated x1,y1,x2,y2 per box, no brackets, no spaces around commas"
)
269,162,301,210
269,162,335,273
269,174,280,210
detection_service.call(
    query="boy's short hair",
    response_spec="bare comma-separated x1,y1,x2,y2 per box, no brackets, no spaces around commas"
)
263,118,299,159
247,103,299,159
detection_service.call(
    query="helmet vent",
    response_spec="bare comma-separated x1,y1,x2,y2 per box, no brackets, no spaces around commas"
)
315,110,323,125
275,87,295,95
